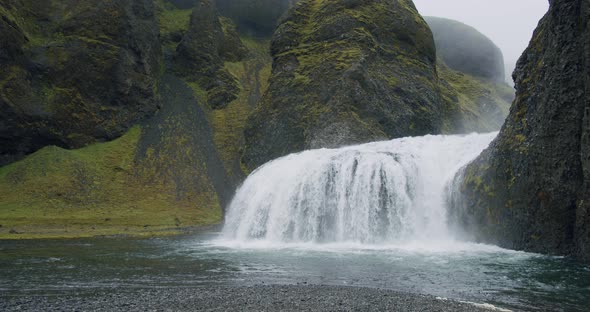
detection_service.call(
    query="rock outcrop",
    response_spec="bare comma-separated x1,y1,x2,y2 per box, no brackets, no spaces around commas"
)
0,0,162,165
425,16,506,83
242,0,442,170
451,0,590,259
174,0,246,109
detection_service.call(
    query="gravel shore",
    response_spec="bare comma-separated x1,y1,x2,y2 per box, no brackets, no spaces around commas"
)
0,285,503,311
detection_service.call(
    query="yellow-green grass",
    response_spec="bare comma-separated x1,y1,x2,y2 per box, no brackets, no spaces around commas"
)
156,0,192,38
0,126,222,239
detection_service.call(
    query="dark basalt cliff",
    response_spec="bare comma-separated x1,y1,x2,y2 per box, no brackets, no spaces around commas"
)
451,0,590,259
242,0,443,170
0,0,161,166
425,16,506,83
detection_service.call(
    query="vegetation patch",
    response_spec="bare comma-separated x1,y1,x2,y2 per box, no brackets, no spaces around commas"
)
0,126,222,239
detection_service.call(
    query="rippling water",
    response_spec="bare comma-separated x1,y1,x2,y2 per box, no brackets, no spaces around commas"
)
1,233,589,311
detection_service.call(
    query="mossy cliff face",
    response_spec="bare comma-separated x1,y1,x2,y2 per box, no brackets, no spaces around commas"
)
242,0,442,170
162,0,271,182
425,17,506,83
451,0,590,259
0,0,161,165
134,74,231,219
173,0,247,109
0,0,273,238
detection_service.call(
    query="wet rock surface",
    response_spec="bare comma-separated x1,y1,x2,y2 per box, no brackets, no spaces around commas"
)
452,0,590,260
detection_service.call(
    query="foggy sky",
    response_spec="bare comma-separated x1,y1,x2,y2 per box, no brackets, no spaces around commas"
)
413,0,549,81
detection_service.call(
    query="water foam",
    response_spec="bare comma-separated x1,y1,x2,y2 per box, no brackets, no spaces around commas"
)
222,132,497,245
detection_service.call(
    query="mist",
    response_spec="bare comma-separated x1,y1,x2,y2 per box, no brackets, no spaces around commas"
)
413,0,549,83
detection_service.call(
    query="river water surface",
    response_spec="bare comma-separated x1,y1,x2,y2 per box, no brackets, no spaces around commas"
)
1,234,589,311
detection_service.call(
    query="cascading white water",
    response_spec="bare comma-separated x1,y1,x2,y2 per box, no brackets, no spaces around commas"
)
222,132,497,244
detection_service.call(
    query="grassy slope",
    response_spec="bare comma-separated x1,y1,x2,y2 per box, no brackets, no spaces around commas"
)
0,127,221,239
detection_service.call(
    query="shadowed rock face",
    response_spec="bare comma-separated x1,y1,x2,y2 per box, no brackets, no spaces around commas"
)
425,16,506,83
0,0,162,166
242,0,442,170
216,0,296,36
163,0,296,36
451,0,590,259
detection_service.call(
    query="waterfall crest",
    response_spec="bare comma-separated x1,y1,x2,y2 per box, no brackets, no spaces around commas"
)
222,132,497,244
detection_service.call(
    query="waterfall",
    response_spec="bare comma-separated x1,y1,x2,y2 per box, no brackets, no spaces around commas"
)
222,132,497,244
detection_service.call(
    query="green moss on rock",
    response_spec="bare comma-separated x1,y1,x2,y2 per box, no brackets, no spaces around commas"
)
0,0,266,238
173,0,247,109
242,0,442,170
208,38,272,179
156,0,193,48
0,0,162,165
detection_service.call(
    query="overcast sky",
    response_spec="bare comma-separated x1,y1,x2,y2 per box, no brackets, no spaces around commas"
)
413,0,549,80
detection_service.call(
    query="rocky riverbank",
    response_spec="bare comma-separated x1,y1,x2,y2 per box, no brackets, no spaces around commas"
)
0,285,499,312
